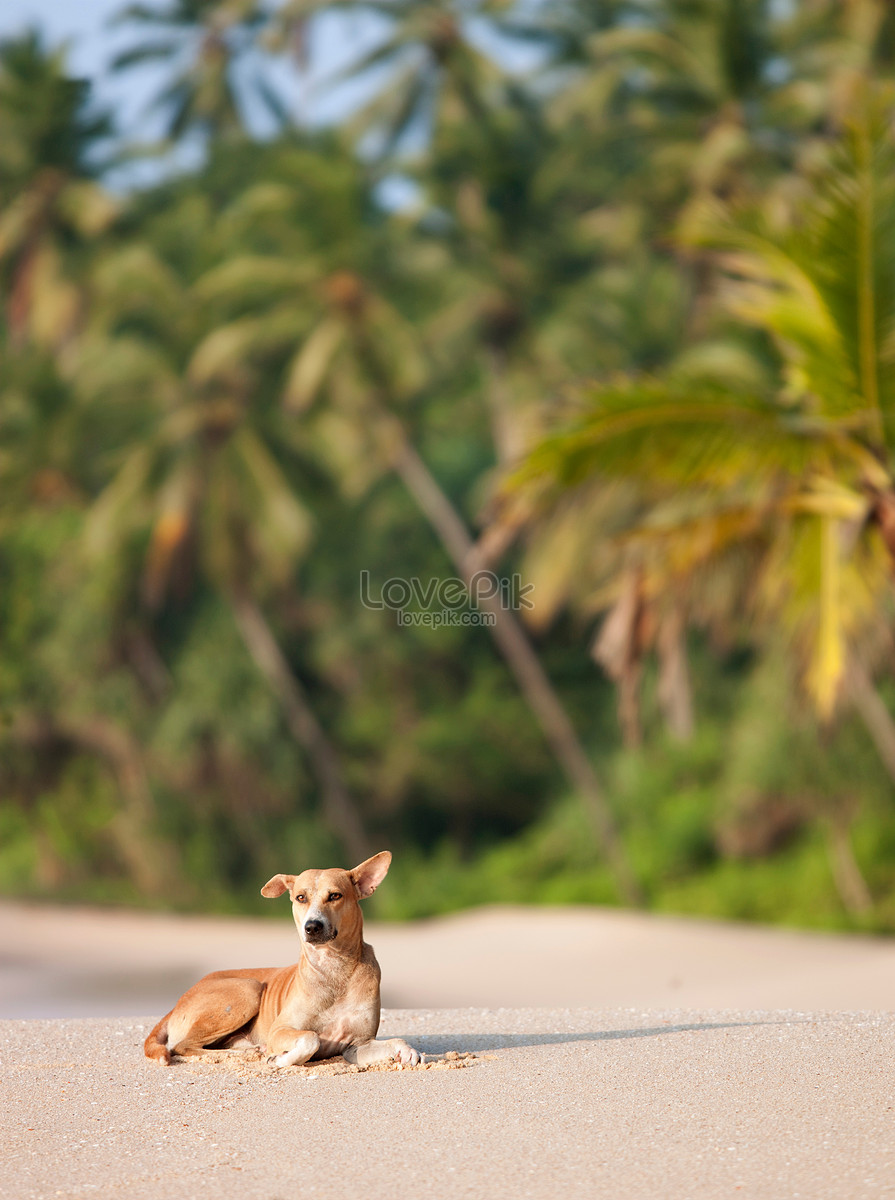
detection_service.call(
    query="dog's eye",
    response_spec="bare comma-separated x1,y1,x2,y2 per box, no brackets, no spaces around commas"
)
295,894,307,904
327,892,342,902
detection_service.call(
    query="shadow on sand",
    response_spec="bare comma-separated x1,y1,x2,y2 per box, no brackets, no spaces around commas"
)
406,1021,784,1055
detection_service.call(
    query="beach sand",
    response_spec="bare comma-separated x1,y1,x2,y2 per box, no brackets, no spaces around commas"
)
2,903,895,1198
3,1006,894,1199
3,900,895,1017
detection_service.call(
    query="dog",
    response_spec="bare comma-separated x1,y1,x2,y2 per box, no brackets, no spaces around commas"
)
143,851,420,1068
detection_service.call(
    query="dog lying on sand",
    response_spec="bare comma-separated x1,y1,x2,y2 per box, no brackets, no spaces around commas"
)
144,851,420,1068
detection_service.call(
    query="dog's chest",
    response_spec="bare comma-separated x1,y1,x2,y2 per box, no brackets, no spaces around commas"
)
317,1004,363,1053
282,984,378,1054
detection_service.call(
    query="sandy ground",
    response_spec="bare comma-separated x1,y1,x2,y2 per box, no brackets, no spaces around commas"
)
3,1006,895,1200
3,902,895,1198
2,899,895,1016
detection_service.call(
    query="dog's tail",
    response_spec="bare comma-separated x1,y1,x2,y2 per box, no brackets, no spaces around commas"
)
144,1015,172,1065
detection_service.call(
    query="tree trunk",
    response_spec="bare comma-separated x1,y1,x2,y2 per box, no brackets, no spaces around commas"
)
11,713,176,898
847,659,895,786
592,569,645,749
382,416,643,905
483,347,527,465
825,815,873,918
229,589,370,865
617,665,643,749
657,606,695,742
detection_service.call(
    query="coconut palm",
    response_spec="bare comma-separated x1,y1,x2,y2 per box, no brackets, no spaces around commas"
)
75,193,371,862
109,0,286,140
193,165,643,903
494,86,895,918
505,83,895,739
0,31,116,347
279,0,532,157
540,0,851,235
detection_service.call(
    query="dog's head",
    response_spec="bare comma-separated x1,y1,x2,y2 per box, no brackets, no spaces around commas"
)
260,851,392,947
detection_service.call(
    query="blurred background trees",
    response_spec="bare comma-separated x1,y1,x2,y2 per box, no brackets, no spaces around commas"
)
4,0,895,928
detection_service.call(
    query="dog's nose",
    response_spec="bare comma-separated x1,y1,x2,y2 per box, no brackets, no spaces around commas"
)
304,919,324,938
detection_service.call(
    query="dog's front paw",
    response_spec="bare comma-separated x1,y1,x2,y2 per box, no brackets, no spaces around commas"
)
268,1048,309,1069
388,1038,421,1067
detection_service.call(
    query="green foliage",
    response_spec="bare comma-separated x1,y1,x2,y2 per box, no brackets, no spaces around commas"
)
0,29,110,185
377,651,895,931
4,3,895,931
110,0,279,141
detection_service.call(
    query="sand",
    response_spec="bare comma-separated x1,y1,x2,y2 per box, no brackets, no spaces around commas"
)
3,1007,895,1199
3,902,895,1198
3,900,895,1016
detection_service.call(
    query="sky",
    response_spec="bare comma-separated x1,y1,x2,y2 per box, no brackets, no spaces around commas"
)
0,0,381,119
0,0,545,195
0,0,398,185
1,0,163,140
2,0,125,66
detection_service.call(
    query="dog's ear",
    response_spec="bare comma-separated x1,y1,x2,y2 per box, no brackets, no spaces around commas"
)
349,851,392,899
261,873,296,899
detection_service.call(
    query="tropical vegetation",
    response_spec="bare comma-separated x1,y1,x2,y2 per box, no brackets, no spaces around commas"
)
4,0,895,929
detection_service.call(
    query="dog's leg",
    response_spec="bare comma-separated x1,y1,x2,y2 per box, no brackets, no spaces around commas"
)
343,1038,421,1067
145,977,264,1064
266,1025,321,1068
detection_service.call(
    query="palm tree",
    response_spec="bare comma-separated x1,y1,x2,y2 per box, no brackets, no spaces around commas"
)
76,196,371,862
505,82,895,744
0,31,115,347
0,33,188,896
280,0,527,157
194,168,643,903
109,0,286,141
498,84,895,913
523,0,878,300
401,72,706,740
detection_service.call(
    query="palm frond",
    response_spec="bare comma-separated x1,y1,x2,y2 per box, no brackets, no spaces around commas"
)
86,444,155,556
108,3,182,27
311,36,409,99
195,255,316,306
108,41,181,72
510,375,818,499
91,245,186,328
283,316,346,411
683,91,895,437
232,427,313,575
187,310,310,385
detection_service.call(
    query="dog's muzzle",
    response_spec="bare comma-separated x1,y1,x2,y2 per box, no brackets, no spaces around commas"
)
303,919,336,943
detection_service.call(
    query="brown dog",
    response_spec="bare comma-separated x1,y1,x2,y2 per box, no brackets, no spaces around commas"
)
144,851,420,1068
